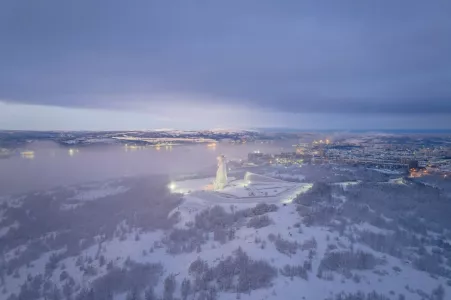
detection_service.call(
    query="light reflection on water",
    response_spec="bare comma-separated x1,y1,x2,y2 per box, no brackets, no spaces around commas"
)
0,141,293,196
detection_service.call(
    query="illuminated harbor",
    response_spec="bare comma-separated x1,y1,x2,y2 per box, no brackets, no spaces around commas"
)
68,148,80,156
20,150,35,159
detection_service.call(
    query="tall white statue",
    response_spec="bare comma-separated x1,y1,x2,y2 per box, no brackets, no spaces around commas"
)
214,155,228,190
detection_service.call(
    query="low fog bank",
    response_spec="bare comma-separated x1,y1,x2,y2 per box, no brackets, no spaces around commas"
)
0,141,286,196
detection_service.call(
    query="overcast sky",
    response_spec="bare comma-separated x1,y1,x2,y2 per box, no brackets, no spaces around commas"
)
1,0,450,130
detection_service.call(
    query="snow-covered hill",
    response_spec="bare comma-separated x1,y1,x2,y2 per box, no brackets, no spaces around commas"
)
1,168,450,300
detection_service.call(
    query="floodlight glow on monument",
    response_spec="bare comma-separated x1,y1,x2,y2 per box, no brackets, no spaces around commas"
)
214,155,228,190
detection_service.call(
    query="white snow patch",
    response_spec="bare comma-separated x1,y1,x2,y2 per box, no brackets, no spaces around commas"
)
353,222,394,235
388,177,407,185
0,221,19,237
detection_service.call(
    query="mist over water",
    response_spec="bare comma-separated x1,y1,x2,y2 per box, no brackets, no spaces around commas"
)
0,141,292,196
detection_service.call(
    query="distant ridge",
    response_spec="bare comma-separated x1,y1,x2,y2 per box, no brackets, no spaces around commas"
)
256,128,451,134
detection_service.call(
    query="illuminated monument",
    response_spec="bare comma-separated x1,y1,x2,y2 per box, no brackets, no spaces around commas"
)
214,155,228,190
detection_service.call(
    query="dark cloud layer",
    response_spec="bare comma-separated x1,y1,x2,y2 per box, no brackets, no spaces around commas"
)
1,0,450,114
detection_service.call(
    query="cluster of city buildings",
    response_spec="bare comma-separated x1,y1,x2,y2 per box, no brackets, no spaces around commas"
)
247,139,451,178
247,151,304,166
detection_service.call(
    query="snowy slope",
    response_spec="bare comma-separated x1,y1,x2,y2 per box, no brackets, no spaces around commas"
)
1,174,450,300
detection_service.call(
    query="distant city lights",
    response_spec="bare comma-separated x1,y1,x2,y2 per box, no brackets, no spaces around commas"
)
68,148,79,156
21,151,35,159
